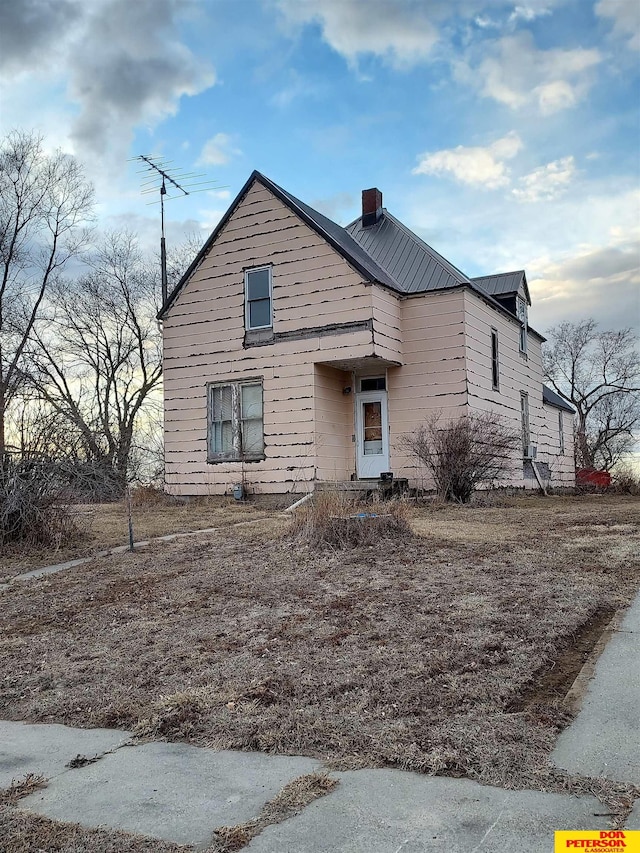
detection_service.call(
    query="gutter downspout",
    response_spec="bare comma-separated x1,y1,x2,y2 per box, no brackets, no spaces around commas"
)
284,493,314,513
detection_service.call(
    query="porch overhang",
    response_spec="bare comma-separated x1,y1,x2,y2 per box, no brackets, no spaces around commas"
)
315,355,401,372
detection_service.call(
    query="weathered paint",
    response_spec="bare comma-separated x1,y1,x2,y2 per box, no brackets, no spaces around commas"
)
163,179,384,495
163,177,574,495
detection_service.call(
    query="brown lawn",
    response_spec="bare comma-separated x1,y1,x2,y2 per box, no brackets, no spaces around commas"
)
0,494,275,580
0,495,638,819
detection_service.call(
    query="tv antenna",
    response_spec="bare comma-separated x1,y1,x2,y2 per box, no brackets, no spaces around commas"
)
131,154,222,303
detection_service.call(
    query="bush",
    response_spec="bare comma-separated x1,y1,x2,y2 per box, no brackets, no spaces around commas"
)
402,412,520,503
610,466,640,496
289,490,412,549
0,461,81,547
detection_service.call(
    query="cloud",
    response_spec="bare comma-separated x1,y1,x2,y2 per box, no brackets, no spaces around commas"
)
455,31,601,114
512,156,576,202
508,3,554,24
0,0,79,75
595,0,640,51
275,0,439,68
198,133,242,166
529,229,640,333
413,131,523,189
0,0,215,164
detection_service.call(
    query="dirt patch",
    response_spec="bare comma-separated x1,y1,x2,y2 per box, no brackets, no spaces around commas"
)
507,607,617,711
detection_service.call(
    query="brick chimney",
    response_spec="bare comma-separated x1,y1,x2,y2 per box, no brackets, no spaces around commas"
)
362,187,382,227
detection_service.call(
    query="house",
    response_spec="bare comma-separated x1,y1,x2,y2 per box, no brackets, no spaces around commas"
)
159,171,574,496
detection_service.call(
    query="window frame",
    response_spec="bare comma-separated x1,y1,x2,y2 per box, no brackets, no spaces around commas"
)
520,391,530,452
244,266,273,331
207,378,265,463
491,329,500,390
558,410,565,455
517,297,528,356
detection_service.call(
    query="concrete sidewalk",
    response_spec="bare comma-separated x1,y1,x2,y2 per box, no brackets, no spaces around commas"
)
0,720,613,852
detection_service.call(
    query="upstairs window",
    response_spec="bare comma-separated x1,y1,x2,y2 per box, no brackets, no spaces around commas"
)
245,267,272,330
208,380,264,462
517,297,528,355
491,330,500,390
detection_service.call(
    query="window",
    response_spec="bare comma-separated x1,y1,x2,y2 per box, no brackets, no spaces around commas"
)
245,267,272,330
208,380,264,461
517,297,528,355
558,411,565,454
360,376,386,392
520,391,530,451
491,330,500,390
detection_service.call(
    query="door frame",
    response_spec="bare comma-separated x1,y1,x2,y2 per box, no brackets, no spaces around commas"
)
354,389,390,479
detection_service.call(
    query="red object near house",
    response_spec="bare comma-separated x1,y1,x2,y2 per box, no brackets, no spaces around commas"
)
576,468,612,488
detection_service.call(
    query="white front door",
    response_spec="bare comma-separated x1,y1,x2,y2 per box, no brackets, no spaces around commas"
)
355,391,390,478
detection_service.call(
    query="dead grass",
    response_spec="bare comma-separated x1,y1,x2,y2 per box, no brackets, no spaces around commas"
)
289,491,413,548
0,805,189,853
212,772,338,852
0,495,638,803
0,495,272,580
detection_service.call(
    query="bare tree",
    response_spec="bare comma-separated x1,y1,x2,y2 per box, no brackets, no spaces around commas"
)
27,231,163,497
402,412,520,502
0,130,94,461
543,320,640,470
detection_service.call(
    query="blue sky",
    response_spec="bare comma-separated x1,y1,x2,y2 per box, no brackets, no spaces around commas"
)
1,0,638,334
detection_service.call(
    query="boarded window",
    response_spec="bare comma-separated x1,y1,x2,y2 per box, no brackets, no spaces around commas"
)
491,330,499,390
245,267,272,330
208,380,264,461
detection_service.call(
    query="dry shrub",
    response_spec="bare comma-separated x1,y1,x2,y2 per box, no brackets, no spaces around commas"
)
610,466,640,496
402,412,520,503
129,485,171,507
0,462,81,547
289,491,412,549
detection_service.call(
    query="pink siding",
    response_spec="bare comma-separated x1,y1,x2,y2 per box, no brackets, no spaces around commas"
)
314,365,355,482
387,290,468,487
163,180,378,495
463,290,574,488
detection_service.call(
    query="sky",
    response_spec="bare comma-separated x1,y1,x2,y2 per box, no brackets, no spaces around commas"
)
1,0,639,337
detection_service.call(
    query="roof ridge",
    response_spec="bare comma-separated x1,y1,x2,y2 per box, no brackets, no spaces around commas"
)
472,269,525,280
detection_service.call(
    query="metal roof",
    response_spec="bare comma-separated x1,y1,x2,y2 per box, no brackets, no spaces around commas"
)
472,270,531,305
346,209,471,294
543,385,575,413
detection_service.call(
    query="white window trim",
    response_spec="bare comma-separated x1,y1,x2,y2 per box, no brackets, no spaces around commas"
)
517,297,528,356
520,391,530,451
558,411,565,455
491,329,500,390
244,266,273,331
207,378,265,463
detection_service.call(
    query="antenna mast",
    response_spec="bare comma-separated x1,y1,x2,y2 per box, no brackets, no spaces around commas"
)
132,155,221,304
